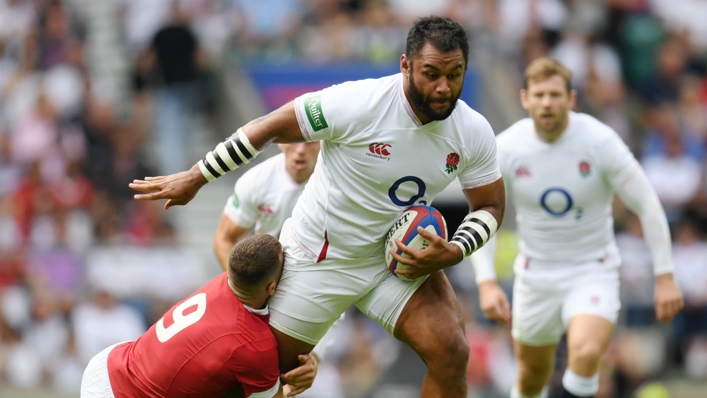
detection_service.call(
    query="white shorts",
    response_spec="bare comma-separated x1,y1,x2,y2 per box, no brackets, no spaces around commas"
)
81,343,121,398
511,254,621,346
269,220,427,345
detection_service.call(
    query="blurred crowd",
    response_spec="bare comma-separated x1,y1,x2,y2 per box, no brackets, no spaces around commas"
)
0,0,706,397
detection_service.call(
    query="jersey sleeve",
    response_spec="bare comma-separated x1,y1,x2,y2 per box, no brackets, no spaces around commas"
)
223,173,260,229
600,131,638,187
247,380,280,398
232,345,280,398
293,82,363,143
457,115,502,189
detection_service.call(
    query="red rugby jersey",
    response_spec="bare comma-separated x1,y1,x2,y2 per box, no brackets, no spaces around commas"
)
107,273,279,397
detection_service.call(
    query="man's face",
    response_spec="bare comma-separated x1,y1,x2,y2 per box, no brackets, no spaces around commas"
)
402,42,465,123
278,142,320,183
520,75,576,138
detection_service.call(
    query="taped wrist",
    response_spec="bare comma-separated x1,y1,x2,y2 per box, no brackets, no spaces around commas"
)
198,128,261,181
450,210,498,257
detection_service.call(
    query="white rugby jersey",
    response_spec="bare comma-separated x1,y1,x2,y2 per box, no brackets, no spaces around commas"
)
498,112,638,263
291,73,501,260
223,153,306,238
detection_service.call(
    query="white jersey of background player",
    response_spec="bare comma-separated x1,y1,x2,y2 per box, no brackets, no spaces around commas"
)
131,17,506,398
213,144,319,270
472,58,683,398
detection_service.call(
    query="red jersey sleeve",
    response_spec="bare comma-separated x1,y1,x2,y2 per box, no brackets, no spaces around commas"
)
229,343,279,397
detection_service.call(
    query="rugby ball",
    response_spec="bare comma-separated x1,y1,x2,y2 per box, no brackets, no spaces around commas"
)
385,205,447,281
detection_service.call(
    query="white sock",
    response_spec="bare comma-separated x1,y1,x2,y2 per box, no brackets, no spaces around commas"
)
562,368,599,397
511,385,548,398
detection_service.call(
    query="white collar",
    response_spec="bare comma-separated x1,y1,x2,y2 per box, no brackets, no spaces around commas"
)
243,304,269,315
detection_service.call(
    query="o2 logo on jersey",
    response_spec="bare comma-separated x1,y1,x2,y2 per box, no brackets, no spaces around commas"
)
389,176,427,206
540,188,573,217
156,293,207,342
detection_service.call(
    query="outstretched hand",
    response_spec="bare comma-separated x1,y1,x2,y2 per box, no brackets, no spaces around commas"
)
281,354,318,397
129,165,208,210
390,227,464,280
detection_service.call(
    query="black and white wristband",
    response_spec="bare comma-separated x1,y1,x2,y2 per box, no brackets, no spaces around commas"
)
198,129,261,181
450,210,498,257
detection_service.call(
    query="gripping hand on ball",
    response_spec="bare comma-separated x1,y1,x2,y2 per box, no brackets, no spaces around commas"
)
390,227,464,280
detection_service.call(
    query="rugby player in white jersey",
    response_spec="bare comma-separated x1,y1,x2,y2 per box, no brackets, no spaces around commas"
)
131,16,505,397
471,57,684,398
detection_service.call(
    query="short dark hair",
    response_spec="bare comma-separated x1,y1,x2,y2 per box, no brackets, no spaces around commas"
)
228,234,283,288
405,16,469,68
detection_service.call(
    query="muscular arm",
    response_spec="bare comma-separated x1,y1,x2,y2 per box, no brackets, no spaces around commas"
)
242,102,307,147
213,213,251,271
448,177,506,261
130,102,306,208
462,177,506,234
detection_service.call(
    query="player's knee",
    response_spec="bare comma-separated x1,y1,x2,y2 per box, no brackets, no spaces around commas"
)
517,361,552,393
423,328,469,371
569,340,604,367
517,367,548,395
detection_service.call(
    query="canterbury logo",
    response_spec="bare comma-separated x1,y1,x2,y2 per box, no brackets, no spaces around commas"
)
369,143,391,156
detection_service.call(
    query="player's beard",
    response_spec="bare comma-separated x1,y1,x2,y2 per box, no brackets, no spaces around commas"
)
408,73,462,121
534,108,568,138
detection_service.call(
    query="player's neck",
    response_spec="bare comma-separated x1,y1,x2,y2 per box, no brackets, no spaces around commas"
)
228,277,268,309
287,169,311,184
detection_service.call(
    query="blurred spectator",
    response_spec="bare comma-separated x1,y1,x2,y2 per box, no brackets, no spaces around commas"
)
71,289,145,366
671,219,707,364
37,1,81,70
386,0,451,25
642,103,704,161
125,200,176,246
149,1,207,175
617,215,656,328
649,0,707,53
104,121,155,202
120,0,171,53
0,0,36,59
641,126,702,222
637,35,689,105
11,94,58,166
23,291,70,378
677,75,707,141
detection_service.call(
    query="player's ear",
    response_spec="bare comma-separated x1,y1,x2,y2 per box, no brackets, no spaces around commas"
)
400,54,410,77
519,89,529,110
568,89,577,110
266,279,277,296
